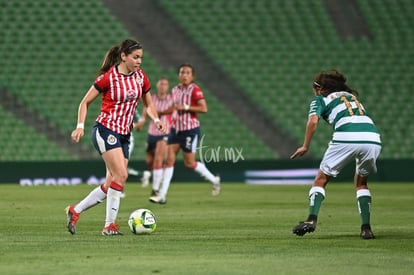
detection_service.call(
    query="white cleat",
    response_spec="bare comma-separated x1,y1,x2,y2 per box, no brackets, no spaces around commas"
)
149,194,166,204
212,176,221,196
141,170,151,188
127,168,139,176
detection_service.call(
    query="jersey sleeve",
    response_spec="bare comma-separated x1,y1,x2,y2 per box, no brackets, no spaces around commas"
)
192,85,204,102
142,71,151,94
93,72,110,93
308,96,324,118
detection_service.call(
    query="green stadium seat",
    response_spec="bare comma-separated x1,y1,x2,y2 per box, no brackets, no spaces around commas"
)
1,0,413,160
156,0,414,158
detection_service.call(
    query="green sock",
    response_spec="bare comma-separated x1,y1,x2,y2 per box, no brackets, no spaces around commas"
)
308,187,325,217
357,189,372,225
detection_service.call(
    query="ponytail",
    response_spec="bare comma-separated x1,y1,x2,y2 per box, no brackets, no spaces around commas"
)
97,45,121,76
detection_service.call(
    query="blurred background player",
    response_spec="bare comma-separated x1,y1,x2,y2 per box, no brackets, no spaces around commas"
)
138,77,174,197
290,70,381,239
126,111,151,189
150,64,220,204
66,39,166,235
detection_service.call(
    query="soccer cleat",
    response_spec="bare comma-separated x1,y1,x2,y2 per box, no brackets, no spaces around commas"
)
102,221,123,236
292,220,316,236
149,194,166,204
65,205,80,235
212,176,221,196
150,189,159,197
360,224,375,239
141,170,151,188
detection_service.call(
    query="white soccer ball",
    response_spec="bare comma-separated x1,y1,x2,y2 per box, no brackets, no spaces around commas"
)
128,208,157,234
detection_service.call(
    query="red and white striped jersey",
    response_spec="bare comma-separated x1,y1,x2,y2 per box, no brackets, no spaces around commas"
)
93,65,150,135
148,93,174,136
171,83,204,131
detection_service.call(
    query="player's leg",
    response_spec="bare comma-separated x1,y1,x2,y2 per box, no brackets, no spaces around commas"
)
127,133,139,176
355,144,381,239
293,142,350,236
151,138,167,195
101,148,128,235
182,128,220,195
68,167,110,217
183,152,220,196
292,170,330,236
355,174,374,239
308,170,330,221
65,168,109,235
139,148,153,188
150,143,180,203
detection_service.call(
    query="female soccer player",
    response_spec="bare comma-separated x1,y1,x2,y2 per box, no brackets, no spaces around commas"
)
149,64,221,204
66,39,166,235
126,111,152,188
291,70,381,239
137,77,175,196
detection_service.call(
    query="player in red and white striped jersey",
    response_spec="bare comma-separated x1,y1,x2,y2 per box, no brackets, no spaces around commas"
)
150,64,220,204
147,78,173,137
66,39,166,236
135,77,175,194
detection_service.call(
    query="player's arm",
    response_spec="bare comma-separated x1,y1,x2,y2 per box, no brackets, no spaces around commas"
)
176,99,207,113
158,105,175,116
142,92,167,134
71,86,100,143
290,114,319,159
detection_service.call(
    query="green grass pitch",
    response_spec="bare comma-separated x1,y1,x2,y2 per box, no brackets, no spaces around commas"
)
1,182,413,274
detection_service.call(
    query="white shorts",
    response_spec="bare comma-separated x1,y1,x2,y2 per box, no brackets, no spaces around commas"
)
320,142,382,177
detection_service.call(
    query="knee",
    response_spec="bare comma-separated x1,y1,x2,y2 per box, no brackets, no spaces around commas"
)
183,159,196,169
165,155,176,167
113,169,128,184
153,154,163,166
314,170,330,187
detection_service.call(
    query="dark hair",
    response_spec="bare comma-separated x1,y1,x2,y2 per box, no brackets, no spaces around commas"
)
178,63,195,76
158,76,169,82
314,70,358,96
97,39,142,76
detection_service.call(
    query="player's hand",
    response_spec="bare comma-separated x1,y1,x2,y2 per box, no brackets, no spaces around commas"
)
290,146,308,159
155,121,167,134
71,128,84,143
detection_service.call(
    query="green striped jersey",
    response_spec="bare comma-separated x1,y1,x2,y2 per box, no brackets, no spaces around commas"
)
308,91,381,145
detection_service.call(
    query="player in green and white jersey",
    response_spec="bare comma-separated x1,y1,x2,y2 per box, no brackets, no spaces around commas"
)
290,70,381,239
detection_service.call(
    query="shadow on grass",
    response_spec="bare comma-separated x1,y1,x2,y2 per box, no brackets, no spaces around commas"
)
292,232,414,240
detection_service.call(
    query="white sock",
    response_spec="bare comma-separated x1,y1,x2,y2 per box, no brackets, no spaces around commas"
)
309,186,326,198
194,162,217,184
74,184,107,213
152,168,163,191
105,187,122,227
159,167,174,197
356,189,371,198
